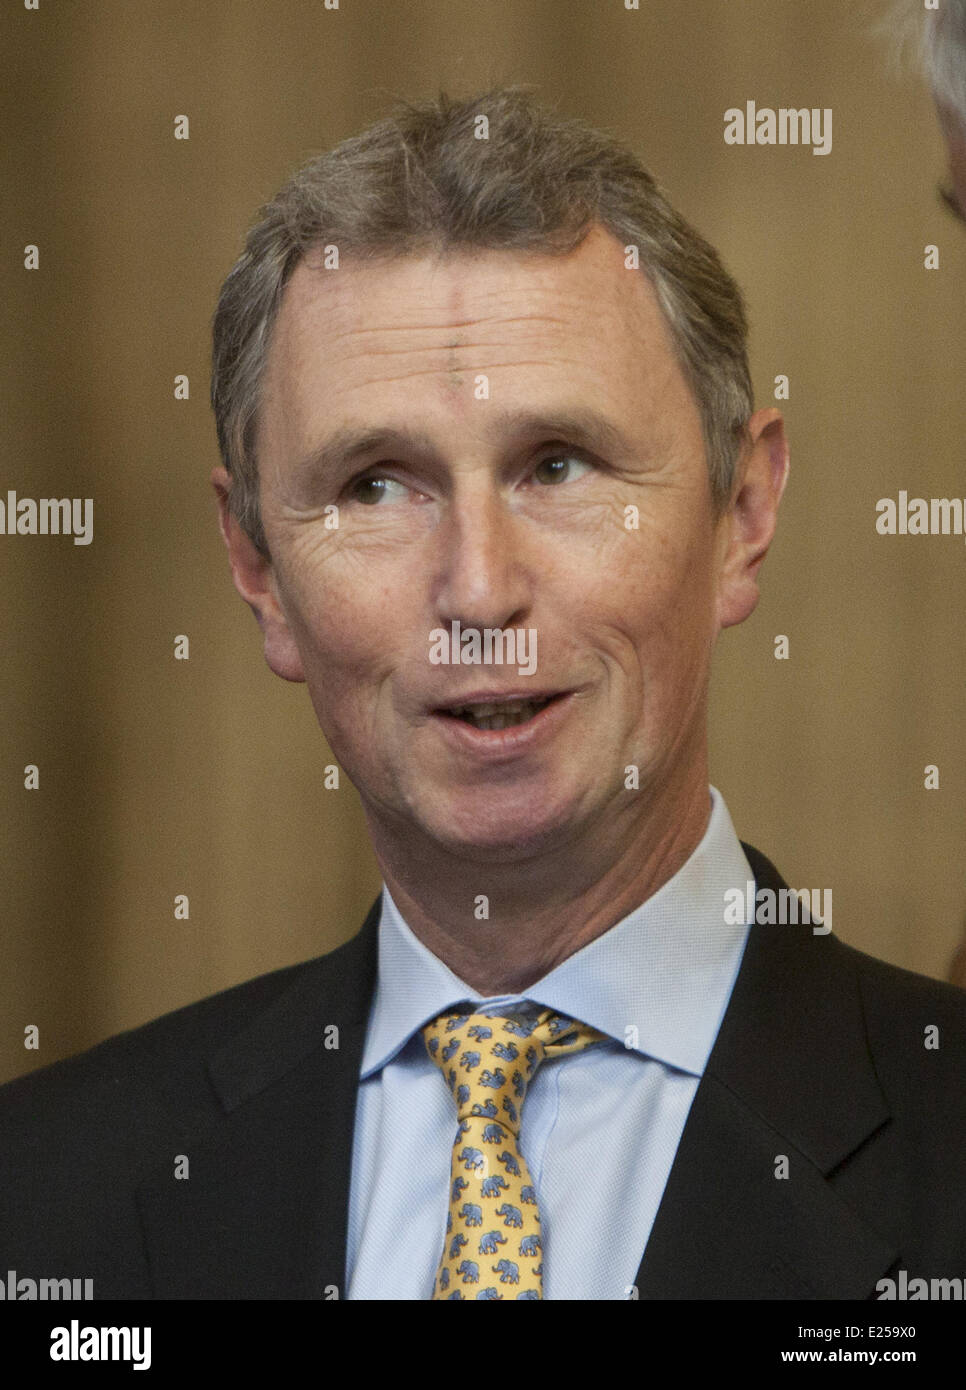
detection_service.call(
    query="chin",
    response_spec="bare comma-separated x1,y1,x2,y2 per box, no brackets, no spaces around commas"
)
419,786,584,861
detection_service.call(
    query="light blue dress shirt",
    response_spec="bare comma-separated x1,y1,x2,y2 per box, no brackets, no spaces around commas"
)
345,786,754,1300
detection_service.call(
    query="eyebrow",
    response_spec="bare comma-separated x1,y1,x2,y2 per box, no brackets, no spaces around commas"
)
487,408,633,459
290,427,435,486
290,408,635,483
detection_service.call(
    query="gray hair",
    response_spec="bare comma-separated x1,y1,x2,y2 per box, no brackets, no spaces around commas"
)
884,0,966,122
211,88,753,557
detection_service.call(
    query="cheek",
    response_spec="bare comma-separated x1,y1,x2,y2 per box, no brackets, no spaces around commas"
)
625,512,714,602
275,554,403,739
279,536,390,661
609,530,717,676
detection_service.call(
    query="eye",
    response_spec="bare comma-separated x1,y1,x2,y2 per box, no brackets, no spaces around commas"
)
348,474,410,505
532,454,593,486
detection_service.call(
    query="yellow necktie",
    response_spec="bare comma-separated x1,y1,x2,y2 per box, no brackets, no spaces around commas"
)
423,1006,607,1300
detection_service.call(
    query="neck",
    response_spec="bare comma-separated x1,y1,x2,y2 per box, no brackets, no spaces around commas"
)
363,769,712,995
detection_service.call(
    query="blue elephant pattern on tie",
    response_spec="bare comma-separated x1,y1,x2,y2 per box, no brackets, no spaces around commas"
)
422,1007,607,1299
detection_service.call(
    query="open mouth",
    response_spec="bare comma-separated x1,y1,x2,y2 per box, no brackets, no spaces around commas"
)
436,694,560,731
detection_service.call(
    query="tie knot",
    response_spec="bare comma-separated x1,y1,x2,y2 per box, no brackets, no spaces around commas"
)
422,1008,606,1133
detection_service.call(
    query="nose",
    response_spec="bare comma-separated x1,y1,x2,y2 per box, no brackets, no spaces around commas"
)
431,476,533,634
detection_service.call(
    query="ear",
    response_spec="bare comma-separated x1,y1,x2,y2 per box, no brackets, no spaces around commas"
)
716,408,789,630
211,466,306,682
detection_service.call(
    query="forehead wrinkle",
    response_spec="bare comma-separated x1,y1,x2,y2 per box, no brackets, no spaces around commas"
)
332,361,578,397
320,331,592,375
330,312,572,343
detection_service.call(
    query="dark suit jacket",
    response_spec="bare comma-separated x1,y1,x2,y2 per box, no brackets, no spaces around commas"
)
1,844,965,1299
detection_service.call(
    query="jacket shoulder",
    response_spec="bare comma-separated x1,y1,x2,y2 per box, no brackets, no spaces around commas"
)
742,838,966,1097
0,923,369,1157
838,937,966,1094
0,916,375,1289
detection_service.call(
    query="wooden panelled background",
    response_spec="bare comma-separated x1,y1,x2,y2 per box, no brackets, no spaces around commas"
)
2,0,964,1084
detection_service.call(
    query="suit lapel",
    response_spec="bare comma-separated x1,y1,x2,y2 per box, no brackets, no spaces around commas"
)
634,844,898,1298
136,900,380,1298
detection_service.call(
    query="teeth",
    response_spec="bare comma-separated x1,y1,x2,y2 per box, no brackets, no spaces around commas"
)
458,700,532,718
452,698,550,730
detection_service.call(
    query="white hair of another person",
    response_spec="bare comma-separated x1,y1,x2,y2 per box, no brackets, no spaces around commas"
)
886,0,966,123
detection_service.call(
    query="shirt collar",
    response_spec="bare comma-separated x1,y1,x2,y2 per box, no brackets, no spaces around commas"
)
360,786,753,1080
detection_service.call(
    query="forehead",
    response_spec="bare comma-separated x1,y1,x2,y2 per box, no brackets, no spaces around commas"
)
258,223,697,453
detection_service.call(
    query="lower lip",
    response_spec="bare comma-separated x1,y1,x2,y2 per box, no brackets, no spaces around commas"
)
430,694,575,760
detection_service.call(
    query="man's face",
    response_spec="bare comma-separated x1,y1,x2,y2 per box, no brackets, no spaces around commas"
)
249,226,742,860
